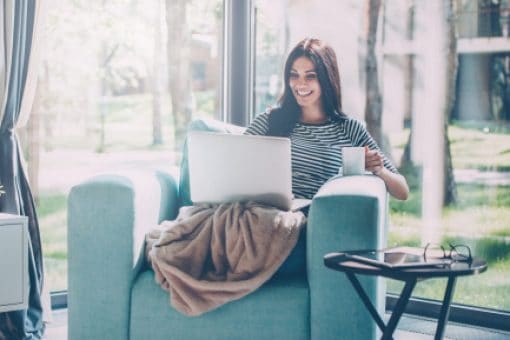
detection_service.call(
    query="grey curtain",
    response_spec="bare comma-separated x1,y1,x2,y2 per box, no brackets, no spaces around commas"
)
0,1,44,339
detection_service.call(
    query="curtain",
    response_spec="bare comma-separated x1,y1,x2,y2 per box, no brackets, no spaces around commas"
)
0,1,45,339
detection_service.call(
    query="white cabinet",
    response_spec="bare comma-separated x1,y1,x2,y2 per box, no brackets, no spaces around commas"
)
0,213,28,312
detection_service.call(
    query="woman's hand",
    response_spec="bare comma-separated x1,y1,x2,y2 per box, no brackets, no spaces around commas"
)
365,146,384,175
364,146,409,200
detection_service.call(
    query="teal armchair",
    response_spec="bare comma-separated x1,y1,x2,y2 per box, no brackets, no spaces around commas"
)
68,118,388,340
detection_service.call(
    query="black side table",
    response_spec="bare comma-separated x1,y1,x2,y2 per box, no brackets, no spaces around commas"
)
324,250,487,340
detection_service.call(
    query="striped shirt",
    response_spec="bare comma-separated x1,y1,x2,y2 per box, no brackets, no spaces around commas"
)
244,112,398,199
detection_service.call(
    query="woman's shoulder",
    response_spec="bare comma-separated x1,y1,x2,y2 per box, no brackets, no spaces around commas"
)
252,107,286,123
256,109,272,118
245,110,272,135
339,114,366,129
251,111,271,124
330,114,369,139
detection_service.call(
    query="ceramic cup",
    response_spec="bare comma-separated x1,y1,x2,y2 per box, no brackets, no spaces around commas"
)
342,146,365,176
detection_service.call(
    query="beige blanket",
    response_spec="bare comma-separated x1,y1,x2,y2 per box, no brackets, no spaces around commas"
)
145,201,306,316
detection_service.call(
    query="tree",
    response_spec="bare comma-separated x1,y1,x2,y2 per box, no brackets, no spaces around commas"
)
442,0,458,205
165,0,193,150
362,0,384,148
400,0,457,206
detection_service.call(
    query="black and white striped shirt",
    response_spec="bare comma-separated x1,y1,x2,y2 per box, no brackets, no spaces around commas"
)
244,112,398,199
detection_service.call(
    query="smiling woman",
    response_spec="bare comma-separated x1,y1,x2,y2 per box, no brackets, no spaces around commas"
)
246,37,409,201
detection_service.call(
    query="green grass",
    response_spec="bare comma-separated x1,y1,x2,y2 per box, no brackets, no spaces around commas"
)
387,181,510,311
388,121,510,172
449,124,510,171
454,184,510,209
387,260,510,310
387,226,510,310
37,193,67,218
38,192,68,291
390,184,510,237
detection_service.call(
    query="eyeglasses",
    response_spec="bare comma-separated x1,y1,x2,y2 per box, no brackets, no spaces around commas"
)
423,242,472,263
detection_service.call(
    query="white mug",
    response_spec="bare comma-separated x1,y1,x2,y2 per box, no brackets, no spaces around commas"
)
342,147,365,176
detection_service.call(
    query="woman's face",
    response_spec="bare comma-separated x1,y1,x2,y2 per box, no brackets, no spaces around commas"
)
289,56,322,113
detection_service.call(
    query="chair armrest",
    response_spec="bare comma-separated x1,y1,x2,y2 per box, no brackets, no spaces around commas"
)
307,175,387,340
67,170,178,340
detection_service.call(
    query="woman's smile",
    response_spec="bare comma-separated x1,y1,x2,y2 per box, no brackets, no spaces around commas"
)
295,89,313,97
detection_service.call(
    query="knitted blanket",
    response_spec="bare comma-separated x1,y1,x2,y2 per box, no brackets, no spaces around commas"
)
145,201,306,316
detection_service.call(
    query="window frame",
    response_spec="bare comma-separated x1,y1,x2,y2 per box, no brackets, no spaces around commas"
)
222,0,254,126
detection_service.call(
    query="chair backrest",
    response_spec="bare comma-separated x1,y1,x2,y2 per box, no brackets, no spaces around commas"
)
178,118,245,207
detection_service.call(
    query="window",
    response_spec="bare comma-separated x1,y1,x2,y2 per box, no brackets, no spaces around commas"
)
22,0,224,293
253,0,510,317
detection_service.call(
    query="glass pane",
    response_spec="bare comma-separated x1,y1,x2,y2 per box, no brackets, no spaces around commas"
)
254,0,510,312
20,0,223,292
384,0,510,312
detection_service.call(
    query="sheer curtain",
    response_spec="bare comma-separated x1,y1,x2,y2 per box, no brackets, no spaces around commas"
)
0,1,45,339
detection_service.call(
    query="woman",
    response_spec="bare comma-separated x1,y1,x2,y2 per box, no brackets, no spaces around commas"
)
245,38,409,200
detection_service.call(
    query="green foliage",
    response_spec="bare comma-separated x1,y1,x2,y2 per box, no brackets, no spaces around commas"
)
387,233,421,248
195,90,217,116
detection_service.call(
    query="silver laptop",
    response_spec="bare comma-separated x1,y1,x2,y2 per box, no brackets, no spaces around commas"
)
187,131,311,211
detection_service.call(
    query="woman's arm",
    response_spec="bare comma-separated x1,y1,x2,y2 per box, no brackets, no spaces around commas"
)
365,148,409,200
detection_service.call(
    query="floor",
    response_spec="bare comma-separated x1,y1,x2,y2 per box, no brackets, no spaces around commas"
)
44,308,510,340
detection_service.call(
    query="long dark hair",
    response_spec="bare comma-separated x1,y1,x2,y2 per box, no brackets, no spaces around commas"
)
267,38,346,137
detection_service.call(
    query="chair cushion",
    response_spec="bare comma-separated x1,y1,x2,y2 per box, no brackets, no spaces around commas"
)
178,118,245,206
130,270,310,340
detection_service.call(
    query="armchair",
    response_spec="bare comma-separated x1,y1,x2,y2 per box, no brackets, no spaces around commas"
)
68,118,388,340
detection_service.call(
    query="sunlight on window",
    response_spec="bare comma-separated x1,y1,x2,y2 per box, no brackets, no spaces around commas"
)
254,0,510,312
22,0,223,292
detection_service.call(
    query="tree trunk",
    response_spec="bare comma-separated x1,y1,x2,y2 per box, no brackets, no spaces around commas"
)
152,0,164,146
363,0,383,148
443,0,458,206
400,0,416,175
165,0,192,151
97,42,118,153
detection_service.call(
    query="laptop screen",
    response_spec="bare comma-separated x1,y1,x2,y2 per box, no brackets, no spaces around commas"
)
187,131,293,210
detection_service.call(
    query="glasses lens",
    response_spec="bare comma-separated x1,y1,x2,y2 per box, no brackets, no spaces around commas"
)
450,244,472,261
424,243,446,259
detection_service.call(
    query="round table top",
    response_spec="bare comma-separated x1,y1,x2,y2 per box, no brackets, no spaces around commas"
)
324,251,488,280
